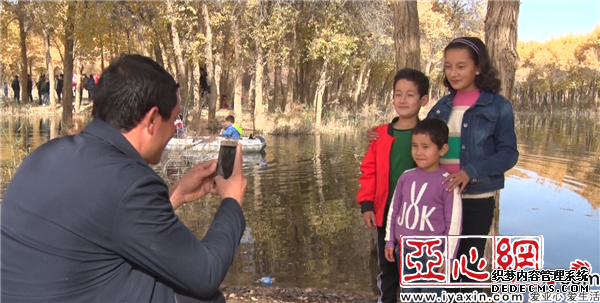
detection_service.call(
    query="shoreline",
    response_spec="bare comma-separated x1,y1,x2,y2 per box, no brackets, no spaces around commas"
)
2,100,598,118
1,102,598,137
221,285,377,303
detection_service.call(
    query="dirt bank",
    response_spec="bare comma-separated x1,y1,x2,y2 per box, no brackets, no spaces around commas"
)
221,285,377,303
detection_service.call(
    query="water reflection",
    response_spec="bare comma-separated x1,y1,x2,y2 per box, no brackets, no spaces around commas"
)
504,114,600,271
0,114,598,294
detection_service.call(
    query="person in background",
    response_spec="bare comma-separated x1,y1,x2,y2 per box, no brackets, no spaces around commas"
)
220,115,242,139
37,75,45,104
79,74,87,101
11,75,20,102
27,75,34,103
3,82,8,98
56,74,64,104
87,73,96,101
200,67,211,108
174,113,185,138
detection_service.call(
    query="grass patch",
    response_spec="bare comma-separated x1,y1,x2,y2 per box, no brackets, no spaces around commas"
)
0,123,30,196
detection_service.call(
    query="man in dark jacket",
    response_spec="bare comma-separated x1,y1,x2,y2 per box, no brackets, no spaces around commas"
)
27,74,34,103
11,75,19,102
56,74,64,103
200,67,211,107
1,54,248,303
86,73,96,101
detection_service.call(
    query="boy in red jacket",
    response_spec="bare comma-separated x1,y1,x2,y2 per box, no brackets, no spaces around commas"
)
357,68,430,303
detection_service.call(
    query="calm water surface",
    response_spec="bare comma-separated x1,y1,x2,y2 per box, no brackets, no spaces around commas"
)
1,114,599,294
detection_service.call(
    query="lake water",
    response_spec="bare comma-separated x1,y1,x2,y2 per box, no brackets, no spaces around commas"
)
1,113,598,295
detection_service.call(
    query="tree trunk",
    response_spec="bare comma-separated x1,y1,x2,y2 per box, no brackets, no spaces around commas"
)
50,116,59,140
167,0,189,109
393,1,421,70
285,26,296,113
154,39,164,68
329,63,339,108
75,65,83,112
138,25,149,57
214,53,223,111
188,62,200,124
485,0,520,99
363,67,372,107
336,65,348,110
43,29,56,107
354,61,368,114
186,60,195,114
100,43,105,71
233,17,243,121
17,1,29,104
274,64,283,112
202,2,217,121
299,59,307,106
254,48,266,132
314,59,329,131
62,1,76,126
192,62,203,124
483,3,519,275
248,77,255,129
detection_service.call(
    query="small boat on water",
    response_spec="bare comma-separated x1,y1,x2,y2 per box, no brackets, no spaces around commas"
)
165,136,266,153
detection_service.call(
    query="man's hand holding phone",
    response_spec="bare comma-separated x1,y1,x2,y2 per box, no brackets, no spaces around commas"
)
215,143,247,206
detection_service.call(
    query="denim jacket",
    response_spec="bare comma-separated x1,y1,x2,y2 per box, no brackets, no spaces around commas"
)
427,90,519,194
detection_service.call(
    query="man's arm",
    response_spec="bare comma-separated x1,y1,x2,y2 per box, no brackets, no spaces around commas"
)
112,175,246,299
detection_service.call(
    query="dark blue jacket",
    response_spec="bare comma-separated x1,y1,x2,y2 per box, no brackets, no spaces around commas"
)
427,90,519,194
1,118,245,302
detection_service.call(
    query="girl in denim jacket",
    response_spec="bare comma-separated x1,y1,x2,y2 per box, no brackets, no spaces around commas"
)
429,37,519,293
367,37,519,293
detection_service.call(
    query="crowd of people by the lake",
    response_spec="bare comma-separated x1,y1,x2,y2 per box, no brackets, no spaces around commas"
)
1,36,518,303
3,72,98,105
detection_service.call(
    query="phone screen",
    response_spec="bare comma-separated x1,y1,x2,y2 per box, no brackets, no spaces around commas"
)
216,141,237,179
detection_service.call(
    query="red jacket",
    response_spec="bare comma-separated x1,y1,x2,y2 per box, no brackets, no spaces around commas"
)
357,118,402,227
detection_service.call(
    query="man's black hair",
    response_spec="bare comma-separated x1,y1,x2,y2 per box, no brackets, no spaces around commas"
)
226,115,235,123
412,118,449,149
392,68,430,98
92,54,179,131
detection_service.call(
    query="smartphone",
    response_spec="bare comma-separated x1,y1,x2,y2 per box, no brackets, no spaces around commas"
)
216,140,237,179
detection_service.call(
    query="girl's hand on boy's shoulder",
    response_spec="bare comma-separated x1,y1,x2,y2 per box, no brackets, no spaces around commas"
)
384,247,396,262
366,127,379,141
442,170,470,193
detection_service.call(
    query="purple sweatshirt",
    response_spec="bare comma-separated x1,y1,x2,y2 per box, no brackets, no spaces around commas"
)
384,167,462,260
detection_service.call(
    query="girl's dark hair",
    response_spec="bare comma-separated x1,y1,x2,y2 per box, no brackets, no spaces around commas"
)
443,37,501,94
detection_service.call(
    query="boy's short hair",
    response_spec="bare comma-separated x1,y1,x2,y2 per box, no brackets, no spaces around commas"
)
226,115,235,123
412,118,449,149
393,68,430,98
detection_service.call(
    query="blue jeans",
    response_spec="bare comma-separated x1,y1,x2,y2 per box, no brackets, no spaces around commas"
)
397,246,443,302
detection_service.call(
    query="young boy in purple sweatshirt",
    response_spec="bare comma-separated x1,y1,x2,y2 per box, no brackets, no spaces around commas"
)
384,118,462,298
